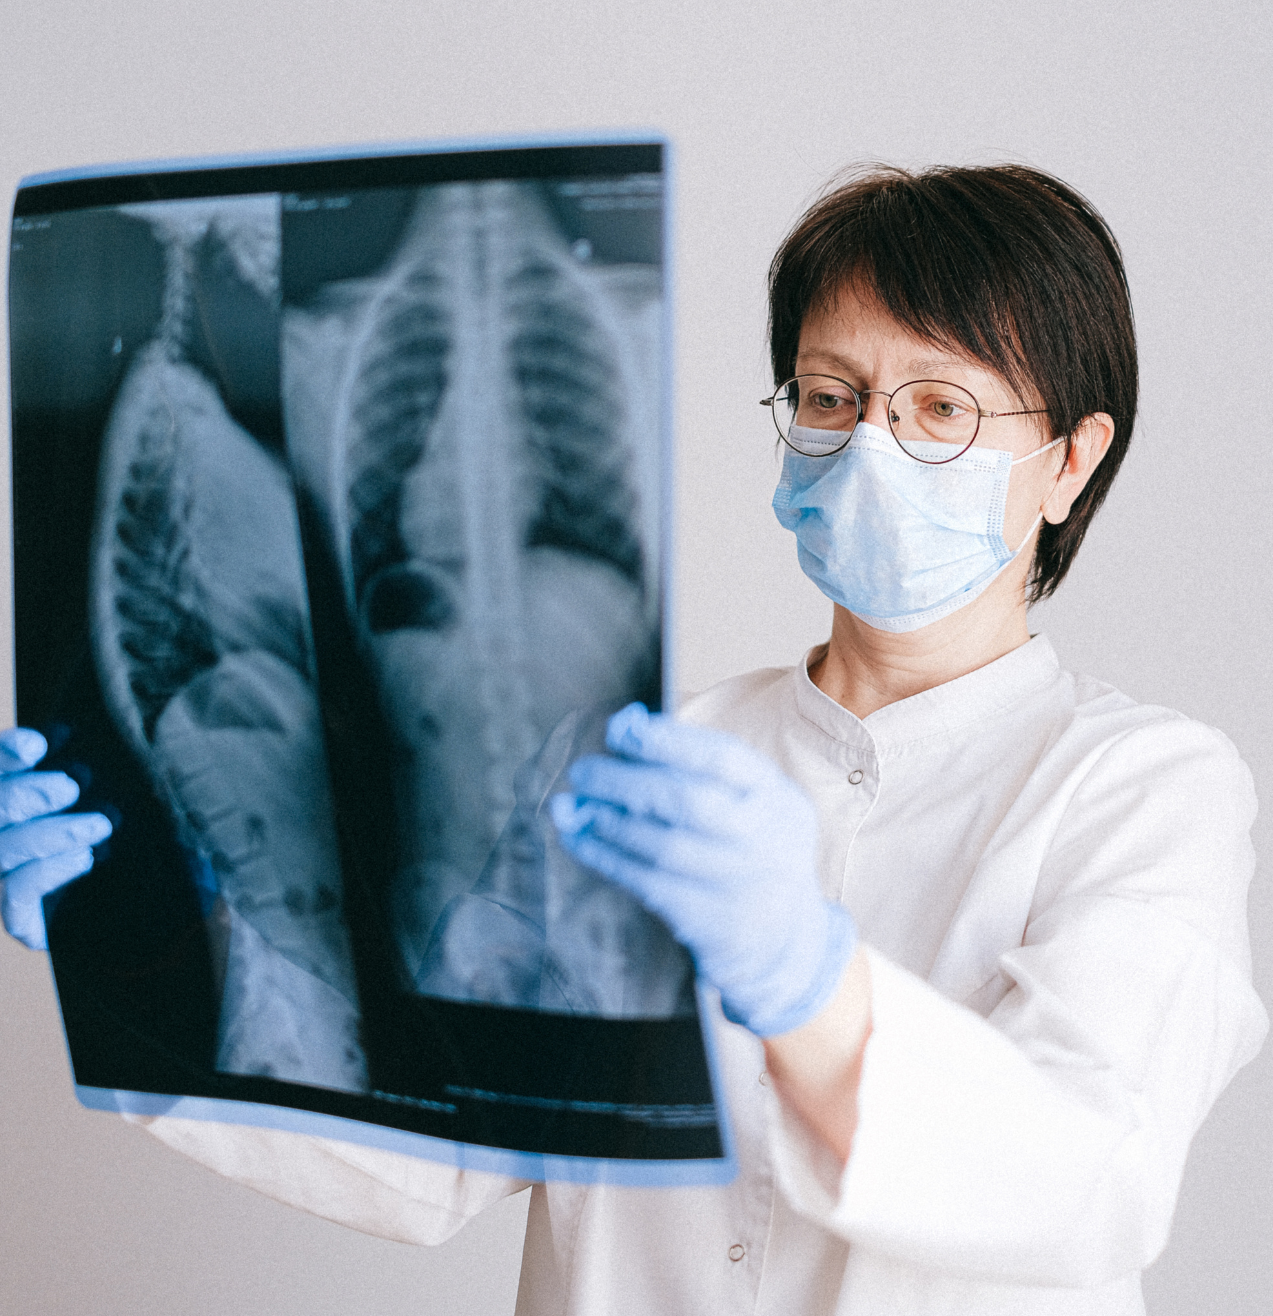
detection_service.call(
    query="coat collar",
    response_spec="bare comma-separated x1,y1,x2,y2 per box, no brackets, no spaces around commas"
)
791,633,1062,756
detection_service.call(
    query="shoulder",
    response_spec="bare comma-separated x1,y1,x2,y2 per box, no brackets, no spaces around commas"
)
1062,671,1251,804
1033,669,1257,938
676,665,796,737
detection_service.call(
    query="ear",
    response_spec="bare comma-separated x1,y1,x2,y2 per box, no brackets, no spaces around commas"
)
1042,413,1115,525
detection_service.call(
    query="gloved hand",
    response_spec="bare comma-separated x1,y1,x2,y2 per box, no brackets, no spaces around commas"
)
550,703,856,1037
0,728,113,951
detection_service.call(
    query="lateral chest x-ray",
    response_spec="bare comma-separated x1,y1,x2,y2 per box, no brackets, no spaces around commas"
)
9,143,730,1183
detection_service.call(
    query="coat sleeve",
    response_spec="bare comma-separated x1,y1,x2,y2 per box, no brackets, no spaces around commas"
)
768,716,1268,1286
126,1113,531,1246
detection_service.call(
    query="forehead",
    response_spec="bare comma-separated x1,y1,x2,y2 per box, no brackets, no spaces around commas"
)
795,286,1019,401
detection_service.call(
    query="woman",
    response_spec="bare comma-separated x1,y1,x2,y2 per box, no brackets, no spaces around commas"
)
2,164,1264,1315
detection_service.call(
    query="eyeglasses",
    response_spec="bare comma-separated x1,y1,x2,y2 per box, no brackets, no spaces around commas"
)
760,374,1048,465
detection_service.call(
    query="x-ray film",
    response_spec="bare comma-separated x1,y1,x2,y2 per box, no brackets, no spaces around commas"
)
8,138,734,1185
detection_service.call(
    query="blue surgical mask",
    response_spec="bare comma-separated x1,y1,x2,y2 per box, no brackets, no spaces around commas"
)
772,421,1060,633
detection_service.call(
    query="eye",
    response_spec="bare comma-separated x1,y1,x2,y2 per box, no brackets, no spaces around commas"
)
929,397,969,419
810,391,844,411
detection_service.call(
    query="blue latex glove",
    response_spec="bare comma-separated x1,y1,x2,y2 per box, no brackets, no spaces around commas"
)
550,703,856,1037
0,728,113,951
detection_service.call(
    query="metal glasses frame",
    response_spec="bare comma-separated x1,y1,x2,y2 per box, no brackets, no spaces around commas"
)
760,374,1049,465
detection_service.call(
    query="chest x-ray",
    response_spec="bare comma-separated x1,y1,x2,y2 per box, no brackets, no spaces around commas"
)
10,142,729,1184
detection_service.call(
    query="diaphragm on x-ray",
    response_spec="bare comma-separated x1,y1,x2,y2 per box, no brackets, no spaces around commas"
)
10,143,729,1182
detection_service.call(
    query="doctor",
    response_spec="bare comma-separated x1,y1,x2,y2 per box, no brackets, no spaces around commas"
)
1,163,1265,1315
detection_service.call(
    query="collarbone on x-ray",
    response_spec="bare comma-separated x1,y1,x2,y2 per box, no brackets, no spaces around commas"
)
89,176,691,1097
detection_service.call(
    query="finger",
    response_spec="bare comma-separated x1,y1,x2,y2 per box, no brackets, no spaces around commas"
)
0,727,49,776
605,708,776,791
578,799,734,879
553,823,670,913
1,848,96,950
0,771,81,828
566,755,740,832
563,796,672,868
558,826,726,964
0,812,113,874
604,703,652,753
552,793,638,846
550,791,593,837
553,793,731,887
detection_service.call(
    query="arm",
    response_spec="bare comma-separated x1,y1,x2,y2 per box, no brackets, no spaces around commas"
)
552,703,869,1136
767,719,1267,1285
762,948,872,1163
551,703,875,1158
555,707,1267,1286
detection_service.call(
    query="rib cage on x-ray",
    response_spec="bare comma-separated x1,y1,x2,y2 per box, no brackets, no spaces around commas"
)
90,196,368,1092
285,179,689,1015
89,177,687,1099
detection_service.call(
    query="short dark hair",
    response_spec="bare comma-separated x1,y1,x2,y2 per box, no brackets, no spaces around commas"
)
767,164,1138,602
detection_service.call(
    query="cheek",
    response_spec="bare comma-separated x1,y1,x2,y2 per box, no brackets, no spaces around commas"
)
1002,449,1060,545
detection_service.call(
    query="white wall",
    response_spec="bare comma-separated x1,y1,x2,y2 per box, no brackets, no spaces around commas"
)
1,2,1270,1311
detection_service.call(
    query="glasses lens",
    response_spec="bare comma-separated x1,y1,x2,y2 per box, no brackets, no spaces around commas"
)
773,375,858,456
888,381,979,462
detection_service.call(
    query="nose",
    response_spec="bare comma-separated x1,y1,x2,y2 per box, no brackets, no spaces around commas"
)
859,390,892,430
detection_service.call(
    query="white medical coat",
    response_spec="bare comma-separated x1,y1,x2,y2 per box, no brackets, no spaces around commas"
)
131,635,1268,1315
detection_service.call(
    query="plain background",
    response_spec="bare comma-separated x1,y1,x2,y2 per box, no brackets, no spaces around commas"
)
1,1,1269,1311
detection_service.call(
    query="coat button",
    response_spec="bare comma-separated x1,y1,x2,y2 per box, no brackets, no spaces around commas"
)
848,769,864,785
728,1244,746,1262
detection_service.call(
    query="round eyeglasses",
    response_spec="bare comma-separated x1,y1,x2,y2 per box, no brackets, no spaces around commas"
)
760,374,1049,464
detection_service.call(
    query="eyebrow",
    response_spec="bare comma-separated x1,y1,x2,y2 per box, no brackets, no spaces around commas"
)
795,348,976,380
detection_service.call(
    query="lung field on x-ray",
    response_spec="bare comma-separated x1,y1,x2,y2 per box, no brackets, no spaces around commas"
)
284,179,666,996
345,269,449,632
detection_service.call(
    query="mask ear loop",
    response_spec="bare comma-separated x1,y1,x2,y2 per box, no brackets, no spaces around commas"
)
1011,510,1046,554
1008,437,1064,553
1009,436,1064,467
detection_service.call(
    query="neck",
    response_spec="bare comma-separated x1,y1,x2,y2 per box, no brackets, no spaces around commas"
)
809,577,1033,719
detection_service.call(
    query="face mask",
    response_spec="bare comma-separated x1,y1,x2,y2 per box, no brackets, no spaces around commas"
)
772,421,1061,633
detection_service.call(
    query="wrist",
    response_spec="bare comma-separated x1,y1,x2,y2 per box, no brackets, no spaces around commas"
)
762,948,873,1164
723,900,858,1038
